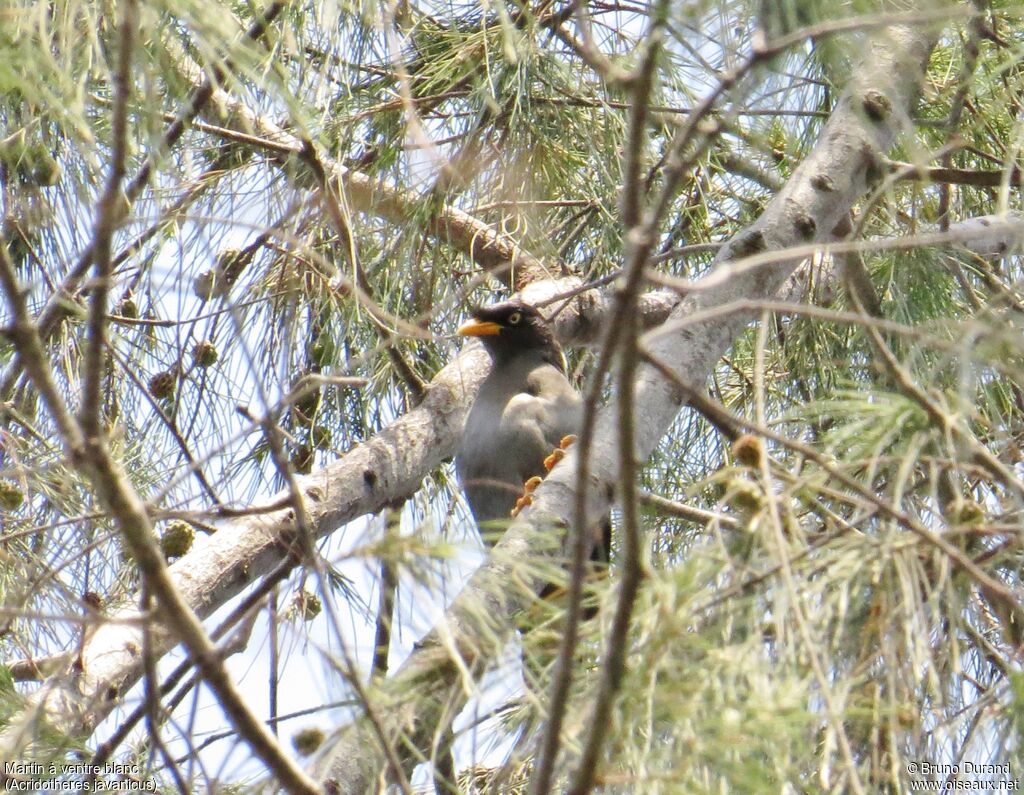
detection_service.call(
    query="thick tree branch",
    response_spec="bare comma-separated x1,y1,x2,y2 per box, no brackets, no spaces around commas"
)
0,271,318,795
0,280,675,752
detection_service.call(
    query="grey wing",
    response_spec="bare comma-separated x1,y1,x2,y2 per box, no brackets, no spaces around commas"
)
457,365,580,528
524,366,582,451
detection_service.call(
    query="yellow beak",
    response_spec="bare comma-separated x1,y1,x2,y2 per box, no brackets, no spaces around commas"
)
457,319,502,337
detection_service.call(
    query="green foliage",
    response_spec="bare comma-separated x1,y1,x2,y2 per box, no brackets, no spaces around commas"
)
0,0,1021,790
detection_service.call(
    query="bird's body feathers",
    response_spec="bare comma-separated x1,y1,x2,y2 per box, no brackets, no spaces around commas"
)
458,355,581,529
455,301,611,577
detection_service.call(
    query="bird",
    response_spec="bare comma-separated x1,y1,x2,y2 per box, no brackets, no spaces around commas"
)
455,299,611,607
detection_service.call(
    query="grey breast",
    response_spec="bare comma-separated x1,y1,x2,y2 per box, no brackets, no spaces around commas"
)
457,355,581,532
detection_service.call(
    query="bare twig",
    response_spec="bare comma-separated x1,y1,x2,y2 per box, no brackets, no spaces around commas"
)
89,559,292,772
371,506,402,680
528,13,663,790
81,0,136,438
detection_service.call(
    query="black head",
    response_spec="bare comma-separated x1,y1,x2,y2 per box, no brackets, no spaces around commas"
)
457,300,564,369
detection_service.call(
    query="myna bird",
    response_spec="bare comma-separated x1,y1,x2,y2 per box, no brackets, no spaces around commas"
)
455,300,611,605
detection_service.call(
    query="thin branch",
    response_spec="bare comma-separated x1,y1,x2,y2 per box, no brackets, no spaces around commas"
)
371,506,402,680
644,216,1024,301
0,0,291,402
237,393,414,794
0,246,84,449
637,490,737,528
89,559,293,772
855,294,1024,496
752,315,866,794
551,0,634,86
293,139,427,401
141,586,190,795
81,0,136,439
316,18,943,792
889,161,1024,187
565,187,644,795
531,7,666,791
640,350,1024,626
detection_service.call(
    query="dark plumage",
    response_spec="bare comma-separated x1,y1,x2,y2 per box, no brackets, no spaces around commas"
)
455,300,611,598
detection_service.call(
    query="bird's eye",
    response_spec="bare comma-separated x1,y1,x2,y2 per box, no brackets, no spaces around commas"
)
507,311,522,325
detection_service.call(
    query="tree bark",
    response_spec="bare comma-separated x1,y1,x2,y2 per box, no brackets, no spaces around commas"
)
0,281,675,757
